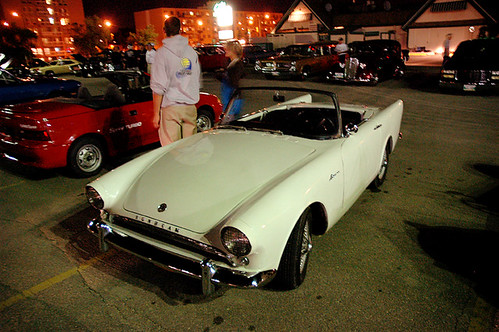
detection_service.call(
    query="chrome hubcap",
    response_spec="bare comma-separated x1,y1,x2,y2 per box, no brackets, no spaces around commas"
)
197,115,212,132
77,144,101,172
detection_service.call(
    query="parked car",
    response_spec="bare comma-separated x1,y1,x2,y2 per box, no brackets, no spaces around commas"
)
439,39,499,93
0,67,81,106
85,86,403,295
326,40,406,85
242,44,276,64
195,45,230,71
30,58,81,76
255,42,338,80
0,70,222,177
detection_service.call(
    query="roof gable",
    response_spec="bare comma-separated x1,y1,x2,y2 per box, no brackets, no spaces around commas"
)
402,0,497,29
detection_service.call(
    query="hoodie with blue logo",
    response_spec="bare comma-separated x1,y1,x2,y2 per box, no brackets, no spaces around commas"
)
151,34,200,107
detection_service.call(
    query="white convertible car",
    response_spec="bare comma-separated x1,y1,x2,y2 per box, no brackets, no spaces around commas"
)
86,87,403,294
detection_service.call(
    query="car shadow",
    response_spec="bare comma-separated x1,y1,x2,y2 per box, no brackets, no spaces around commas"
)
0,157,58,180
48,206,227,305
406,163,499,306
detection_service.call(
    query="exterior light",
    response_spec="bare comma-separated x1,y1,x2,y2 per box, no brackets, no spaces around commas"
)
104,20,112,27
214,1,234,40
12,12,19,17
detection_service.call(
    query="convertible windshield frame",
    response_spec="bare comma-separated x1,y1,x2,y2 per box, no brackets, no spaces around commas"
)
218,86,342,140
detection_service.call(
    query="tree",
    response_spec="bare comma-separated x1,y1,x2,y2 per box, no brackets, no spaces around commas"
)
71,16,112,56
127,25,158,46
0,24,37,64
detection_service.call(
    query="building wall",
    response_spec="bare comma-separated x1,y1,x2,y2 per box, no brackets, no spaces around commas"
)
1,0,85,61
408,25,482,53
134,8,282,47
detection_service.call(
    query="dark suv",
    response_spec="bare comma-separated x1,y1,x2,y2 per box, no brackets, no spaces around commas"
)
439,39,499,93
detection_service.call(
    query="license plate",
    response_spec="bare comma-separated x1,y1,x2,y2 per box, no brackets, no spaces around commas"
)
463,84,476,91
272,72,279,76
334,72,344,78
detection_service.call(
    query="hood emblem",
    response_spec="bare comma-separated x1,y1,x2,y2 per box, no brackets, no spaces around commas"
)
157,203,168,212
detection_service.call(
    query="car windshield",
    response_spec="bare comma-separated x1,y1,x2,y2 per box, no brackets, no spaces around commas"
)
452,40,499,62
282,45,320,56
218,87,340,140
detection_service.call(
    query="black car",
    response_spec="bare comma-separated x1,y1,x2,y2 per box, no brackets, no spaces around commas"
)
242,45,276,65
326,40,405,85
439,39,499,93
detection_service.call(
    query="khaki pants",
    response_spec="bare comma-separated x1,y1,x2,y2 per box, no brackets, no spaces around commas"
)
159,104,197,146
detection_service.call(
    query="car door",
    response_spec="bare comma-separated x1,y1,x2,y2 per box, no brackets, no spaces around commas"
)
117,99,158,148
340,118,382,204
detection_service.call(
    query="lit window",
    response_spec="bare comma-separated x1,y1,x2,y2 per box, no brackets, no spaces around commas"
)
47,8,54,15
49,17,54,24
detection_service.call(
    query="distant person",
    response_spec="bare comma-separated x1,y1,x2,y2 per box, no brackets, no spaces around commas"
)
216,40,245,117
125,45,137,69
145,43,156,74
151,17,201,146
443,33,452,64
335,38,349,62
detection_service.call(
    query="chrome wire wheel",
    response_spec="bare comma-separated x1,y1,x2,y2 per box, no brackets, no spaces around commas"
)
377,148,388,181
299,217,312,274
77,144,102,173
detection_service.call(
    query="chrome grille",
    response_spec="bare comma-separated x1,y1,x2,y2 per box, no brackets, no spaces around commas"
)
457,70,488,83
111,215,233,266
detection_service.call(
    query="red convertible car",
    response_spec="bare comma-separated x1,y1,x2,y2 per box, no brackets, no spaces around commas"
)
0,70,223,177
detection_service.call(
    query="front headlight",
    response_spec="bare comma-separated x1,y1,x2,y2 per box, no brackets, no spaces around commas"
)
221,227,252,256
86,186,104,210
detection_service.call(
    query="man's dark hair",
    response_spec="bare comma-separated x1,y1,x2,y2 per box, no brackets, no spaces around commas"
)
164,17,181,37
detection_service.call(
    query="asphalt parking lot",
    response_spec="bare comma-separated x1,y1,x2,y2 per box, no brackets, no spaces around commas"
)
1,66,498,331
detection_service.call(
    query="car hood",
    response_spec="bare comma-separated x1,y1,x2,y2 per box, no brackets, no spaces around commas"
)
122,130,316,234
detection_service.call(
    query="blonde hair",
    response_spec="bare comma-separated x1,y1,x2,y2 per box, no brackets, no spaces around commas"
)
225,40,243,58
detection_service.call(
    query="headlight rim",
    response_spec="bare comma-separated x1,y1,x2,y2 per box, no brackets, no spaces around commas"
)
86,185,104,210
221,226,252,257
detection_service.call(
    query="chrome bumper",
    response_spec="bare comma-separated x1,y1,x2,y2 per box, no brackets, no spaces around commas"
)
87,219,276,295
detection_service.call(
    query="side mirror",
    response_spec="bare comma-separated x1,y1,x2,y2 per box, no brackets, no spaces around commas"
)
344,123,358,136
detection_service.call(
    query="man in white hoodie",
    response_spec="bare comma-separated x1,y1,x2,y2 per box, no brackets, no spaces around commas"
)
151,17,200,146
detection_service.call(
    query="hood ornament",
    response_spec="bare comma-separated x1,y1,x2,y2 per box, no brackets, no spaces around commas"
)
157,203,167,212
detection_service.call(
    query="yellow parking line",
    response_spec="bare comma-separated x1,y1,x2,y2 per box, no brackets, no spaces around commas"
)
0,252,112,312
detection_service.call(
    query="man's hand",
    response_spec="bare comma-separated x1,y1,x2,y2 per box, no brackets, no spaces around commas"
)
152,92,163,130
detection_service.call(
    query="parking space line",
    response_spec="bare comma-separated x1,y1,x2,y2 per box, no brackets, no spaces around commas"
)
0,252,113,312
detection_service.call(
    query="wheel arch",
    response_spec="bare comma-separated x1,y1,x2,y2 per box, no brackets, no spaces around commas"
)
197,104,215,121
67,132,109,162
308,202,328,235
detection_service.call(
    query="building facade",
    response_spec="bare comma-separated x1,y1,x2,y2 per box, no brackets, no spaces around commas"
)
1,0,85,60
134,7,282,47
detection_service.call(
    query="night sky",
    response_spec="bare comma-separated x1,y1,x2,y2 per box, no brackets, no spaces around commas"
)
82,0,498,30
82,0,296,30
